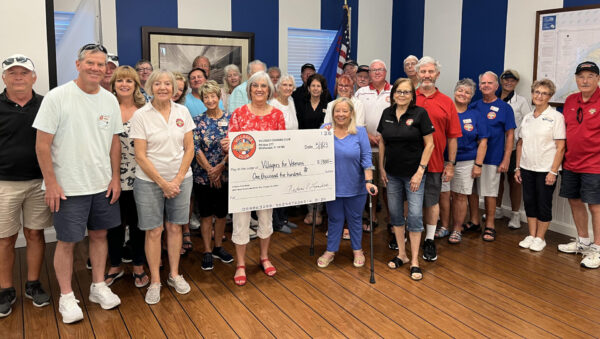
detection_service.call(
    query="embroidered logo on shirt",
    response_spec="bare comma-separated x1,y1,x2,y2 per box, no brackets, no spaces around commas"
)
406,119,414,126
176,118,184,127
97,113,111,128
232,134,256,160
464,123,474,131
590,108,597,115
487,112,496,120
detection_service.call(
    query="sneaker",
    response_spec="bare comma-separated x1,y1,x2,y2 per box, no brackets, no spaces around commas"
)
0,287,16,318
121,245,133,263
529,237,546,252
212,247,234,263
249,227,258,240
422,239,438,262
250,217,259,228
558,240,590,254
25,280,50,307
86,258,92,270
508,212,521,229
285,221,298,229
201,252,214,270
189,213,201,230
519,235,535,249
145,283,161,305
59,292,84,323
168,274,191,294
89,282,121,309
274,224,292,234
388,237,398,250
581,248,600,269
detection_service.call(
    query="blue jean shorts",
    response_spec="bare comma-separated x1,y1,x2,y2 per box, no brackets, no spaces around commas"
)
386,174,426,232
53,191,121,242
133,176,193,230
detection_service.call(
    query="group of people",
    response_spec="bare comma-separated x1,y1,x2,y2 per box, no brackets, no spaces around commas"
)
1,42,599,323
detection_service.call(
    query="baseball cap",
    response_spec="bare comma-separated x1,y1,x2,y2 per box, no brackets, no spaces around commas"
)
301,63,316,72
357,65,369,74
343,60,358,69
575,61,599,75
107,53,119,67
2,54,35,72
500,69,519,81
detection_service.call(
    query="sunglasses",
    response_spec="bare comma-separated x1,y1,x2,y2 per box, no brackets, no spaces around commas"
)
80,43,108,54
577,107,583,124
2,56,34,68
108,55,119,62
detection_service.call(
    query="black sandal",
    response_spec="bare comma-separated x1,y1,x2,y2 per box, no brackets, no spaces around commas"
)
104,270,124,287
182,232,193,255
410,266,423,281
388,256,408,269
482,227,496,242
462,222,481,233
133,271,149,288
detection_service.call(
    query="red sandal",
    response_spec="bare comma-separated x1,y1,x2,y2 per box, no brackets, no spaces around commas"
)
234,266,246,286
260,259,277,277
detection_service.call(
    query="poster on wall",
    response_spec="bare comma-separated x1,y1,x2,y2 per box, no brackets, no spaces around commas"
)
535,5,600,104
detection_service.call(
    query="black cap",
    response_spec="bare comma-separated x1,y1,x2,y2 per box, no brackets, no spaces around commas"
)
343,60,358,69
575,61,600,75
357,65,369,74
301,63,316,72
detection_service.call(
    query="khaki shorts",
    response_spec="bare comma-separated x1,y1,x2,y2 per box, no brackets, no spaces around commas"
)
477,165,501,197
0,179,52,238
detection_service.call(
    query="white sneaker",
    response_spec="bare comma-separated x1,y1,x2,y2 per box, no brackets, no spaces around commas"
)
508,212,521,229
529,237,546,252
189,213,201,230
167,274,191,294
250,217,259,227
145,283,161,304
558,240,590,254
59,292,83,324
581,246,600,269
89,282,121,309
519,235,535,249
249,227,258,240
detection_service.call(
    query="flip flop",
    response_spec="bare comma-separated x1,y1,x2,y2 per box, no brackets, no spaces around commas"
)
133,271,149,288
104,270,124,287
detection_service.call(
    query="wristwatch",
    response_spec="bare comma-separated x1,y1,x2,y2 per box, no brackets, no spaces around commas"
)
447,160,456,166
474,163,483,168
419,164,427,171
365,179,373,184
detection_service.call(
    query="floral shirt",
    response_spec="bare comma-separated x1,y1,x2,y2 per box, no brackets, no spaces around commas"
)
192,112,230,185
119,120,136,190
229,104,286,132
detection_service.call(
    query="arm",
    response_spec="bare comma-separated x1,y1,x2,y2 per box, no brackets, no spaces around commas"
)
411,134,434,192
514,139,523,184
106,134,122,203
171,130,195,187
133,139,179,198
443,137,457,181
472,138,487,178
498,129,514,173
378,135,388,187
546,140,565,186
35,130,66,212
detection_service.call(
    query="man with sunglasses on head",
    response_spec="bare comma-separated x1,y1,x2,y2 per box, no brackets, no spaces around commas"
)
558,61,600,269
33,43,123,323
0,55,52,318
100,53,119,91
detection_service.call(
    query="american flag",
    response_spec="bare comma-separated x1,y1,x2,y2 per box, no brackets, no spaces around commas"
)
318,5,350,91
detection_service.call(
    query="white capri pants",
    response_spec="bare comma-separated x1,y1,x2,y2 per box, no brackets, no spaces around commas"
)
232,209,273,245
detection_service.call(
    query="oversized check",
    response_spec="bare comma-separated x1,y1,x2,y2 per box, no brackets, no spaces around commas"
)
228,129,335,213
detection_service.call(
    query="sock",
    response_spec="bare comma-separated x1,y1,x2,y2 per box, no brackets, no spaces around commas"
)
512,211,519,217
425,224,436,240
61,291,74,298
579,237,591,245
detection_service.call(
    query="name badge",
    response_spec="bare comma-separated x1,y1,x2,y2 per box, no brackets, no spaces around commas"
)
542,117,554,123
490,106,499,112
385,119,394,123
463,118,472,123
218,121,228,127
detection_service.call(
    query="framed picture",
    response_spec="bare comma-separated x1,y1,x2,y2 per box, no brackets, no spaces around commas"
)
142,27,254,84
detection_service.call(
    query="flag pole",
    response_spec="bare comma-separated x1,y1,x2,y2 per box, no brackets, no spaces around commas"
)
345,1,350,57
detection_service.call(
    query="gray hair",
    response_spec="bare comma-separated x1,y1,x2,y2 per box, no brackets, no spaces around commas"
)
247,60,267,76
404,55,418,65
223,64,241,92
478,71,499,84
415,56,441,73
369,59,387,71
267,66,281,75
246,71,274,101
77,45,107,62
532,78,556,97
144,69,177,98
454,78,476,94
276,73,296,92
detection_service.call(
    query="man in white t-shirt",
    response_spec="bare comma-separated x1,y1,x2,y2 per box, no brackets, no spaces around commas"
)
33,44,123,324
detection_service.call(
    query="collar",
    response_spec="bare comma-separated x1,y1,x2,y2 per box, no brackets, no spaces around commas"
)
577,87,600,104
369,81,391,94
416,87,439,98
0,89,37,107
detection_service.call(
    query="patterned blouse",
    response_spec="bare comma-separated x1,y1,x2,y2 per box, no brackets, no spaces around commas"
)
229,104,286,132
119,120,136,190
192,111,231,185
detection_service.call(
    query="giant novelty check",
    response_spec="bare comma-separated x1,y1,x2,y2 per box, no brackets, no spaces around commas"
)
228,129,335,213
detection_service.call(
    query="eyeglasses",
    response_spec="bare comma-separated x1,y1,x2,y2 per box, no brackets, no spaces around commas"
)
338,84,352,89
577,107,583,124
533,90,550,97
2,56,34,68
80,43,108,54
395,90,412,96
136,67,153,72
370,68,386,73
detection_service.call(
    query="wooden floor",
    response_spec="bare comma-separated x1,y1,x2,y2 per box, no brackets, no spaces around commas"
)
2,212,600,339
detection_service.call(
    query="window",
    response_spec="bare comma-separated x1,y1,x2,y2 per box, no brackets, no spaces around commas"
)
54,11,75,46
287,28,337,86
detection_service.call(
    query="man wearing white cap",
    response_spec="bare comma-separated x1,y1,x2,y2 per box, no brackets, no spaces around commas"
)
100,53,119,91
0,55,52,318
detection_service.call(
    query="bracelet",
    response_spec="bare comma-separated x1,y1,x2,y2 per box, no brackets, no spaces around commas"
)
549,170,558,176
514,167,520,172
474,163,483,168
365,179,373,184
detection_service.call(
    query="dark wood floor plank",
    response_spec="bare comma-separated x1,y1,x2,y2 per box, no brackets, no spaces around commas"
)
0,246,24,339
19,246,59,339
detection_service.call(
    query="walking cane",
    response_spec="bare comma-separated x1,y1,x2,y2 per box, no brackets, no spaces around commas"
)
310,203,317,256
369,187,376,284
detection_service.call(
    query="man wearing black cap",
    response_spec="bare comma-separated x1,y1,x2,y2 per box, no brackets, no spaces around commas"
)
292,63,331,113
558,61,600,269
343,60,358,84
356,65,370,89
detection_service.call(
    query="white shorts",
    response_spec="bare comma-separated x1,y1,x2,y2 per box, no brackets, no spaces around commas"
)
441,180,451,193
451,161,475,195
477,164,501,197
232,209,273,245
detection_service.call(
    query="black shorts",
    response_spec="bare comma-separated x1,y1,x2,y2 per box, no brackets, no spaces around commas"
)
559,169,600,204
424,172,442,207
507,150,517,176
53,191,121,242
521,169,556,222
193,182,228,218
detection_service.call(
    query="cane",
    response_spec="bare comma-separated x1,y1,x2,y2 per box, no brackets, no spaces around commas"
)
310,203,317,256
369,187,376,284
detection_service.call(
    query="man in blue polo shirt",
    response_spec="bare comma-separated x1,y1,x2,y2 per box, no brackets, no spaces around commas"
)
470,71,516,241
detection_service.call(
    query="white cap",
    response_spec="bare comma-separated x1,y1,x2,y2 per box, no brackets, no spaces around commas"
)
2,54,35,71
107,53,119,67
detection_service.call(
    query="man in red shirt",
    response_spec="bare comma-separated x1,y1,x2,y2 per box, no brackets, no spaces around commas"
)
415,56,462,261
558,61,600,269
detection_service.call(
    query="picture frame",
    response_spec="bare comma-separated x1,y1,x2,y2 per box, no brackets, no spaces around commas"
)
142,27,254,84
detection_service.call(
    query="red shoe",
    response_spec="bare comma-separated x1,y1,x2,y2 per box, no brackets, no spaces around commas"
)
260,259,277,277
234,266,246,286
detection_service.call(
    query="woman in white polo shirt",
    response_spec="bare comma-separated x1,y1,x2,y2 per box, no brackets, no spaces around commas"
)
515,79,565,252
130,70,195,304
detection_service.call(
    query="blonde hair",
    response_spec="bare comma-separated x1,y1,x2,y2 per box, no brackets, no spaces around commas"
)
330,97,357,134
199,80,222,101
110,65,146,108
172,72,188,104
144,70,177,99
